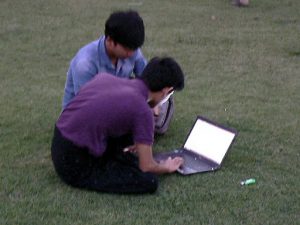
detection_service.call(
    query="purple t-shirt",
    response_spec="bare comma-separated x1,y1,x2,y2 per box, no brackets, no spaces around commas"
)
56,73,154,157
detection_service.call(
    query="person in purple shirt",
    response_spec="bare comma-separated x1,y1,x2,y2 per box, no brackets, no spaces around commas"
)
62,10,147,109
51,57,185,194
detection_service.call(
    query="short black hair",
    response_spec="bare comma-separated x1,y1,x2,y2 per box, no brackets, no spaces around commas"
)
141,57,185,92
105,10,145,50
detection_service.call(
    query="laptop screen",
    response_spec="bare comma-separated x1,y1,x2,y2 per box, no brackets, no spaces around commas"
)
183,117,236,164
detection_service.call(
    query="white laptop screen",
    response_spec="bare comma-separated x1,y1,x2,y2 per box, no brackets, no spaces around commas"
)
183,118,236,164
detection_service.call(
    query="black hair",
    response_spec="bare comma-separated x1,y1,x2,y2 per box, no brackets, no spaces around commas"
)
105,10,145,50
141,57,185,92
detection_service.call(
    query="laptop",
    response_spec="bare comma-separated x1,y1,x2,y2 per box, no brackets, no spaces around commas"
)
153,116,238,175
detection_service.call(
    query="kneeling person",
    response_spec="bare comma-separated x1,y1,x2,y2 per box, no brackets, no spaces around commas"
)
51,57,185,194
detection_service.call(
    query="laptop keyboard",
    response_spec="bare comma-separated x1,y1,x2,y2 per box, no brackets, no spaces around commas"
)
154,149,217,174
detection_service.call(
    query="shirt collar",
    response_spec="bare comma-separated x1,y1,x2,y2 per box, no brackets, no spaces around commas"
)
98,35,115,70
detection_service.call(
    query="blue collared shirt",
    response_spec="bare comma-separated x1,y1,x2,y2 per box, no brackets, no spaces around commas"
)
62,35,147,109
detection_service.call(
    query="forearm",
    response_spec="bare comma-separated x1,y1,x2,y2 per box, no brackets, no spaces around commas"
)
136,143,182,174
140,160,171,174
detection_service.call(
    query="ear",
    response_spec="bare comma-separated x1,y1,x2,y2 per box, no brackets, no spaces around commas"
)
162,87,173,95
106,36,117,47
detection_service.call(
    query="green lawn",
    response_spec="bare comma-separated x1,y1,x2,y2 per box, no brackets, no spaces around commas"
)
1,0,299,224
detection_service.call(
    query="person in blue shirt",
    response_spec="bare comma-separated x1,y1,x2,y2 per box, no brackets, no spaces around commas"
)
62,10,147,109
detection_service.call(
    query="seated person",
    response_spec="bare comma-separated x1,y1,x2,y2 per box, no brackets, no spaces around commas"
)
62,10,146,109
51,57,185,194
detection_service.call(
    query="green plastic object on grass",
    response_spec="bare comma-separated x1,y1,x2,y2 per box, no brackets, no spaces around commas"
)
240,178,256,186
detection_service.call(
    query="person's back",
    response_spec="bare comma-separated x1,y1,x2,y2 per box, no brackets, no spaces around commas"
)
58,73,154,157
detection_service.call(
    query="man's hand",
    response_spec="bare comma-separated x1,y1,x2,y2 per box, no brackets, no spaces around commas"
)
161,157,184,173
135,143,184,174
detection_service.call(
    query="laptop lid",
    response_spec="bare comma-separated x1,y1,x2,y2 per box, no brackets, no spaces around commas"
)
182,116,237,165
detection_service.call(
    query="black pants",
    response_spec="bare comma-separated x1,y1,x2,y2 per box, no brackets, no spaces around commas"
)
51,126,158,194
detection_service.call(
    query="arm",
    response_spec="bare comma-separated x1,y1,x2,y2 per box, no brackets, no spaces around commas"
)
72,60,98,94
135,143,183,174
133,49,147,77
62,61,96,109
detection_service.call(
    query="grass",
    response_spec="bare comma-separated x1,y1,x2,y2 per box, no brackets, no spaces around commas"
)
1,0,299,224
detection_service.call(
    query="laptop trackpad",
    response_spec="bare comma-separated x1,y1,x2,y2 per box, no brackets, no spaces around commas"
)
178,152,216,175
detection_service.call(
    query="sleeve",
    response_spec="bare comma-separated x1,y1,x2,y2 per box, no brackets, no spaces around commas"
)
72,59,98,94
133,49,147,77
133,106,154,145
